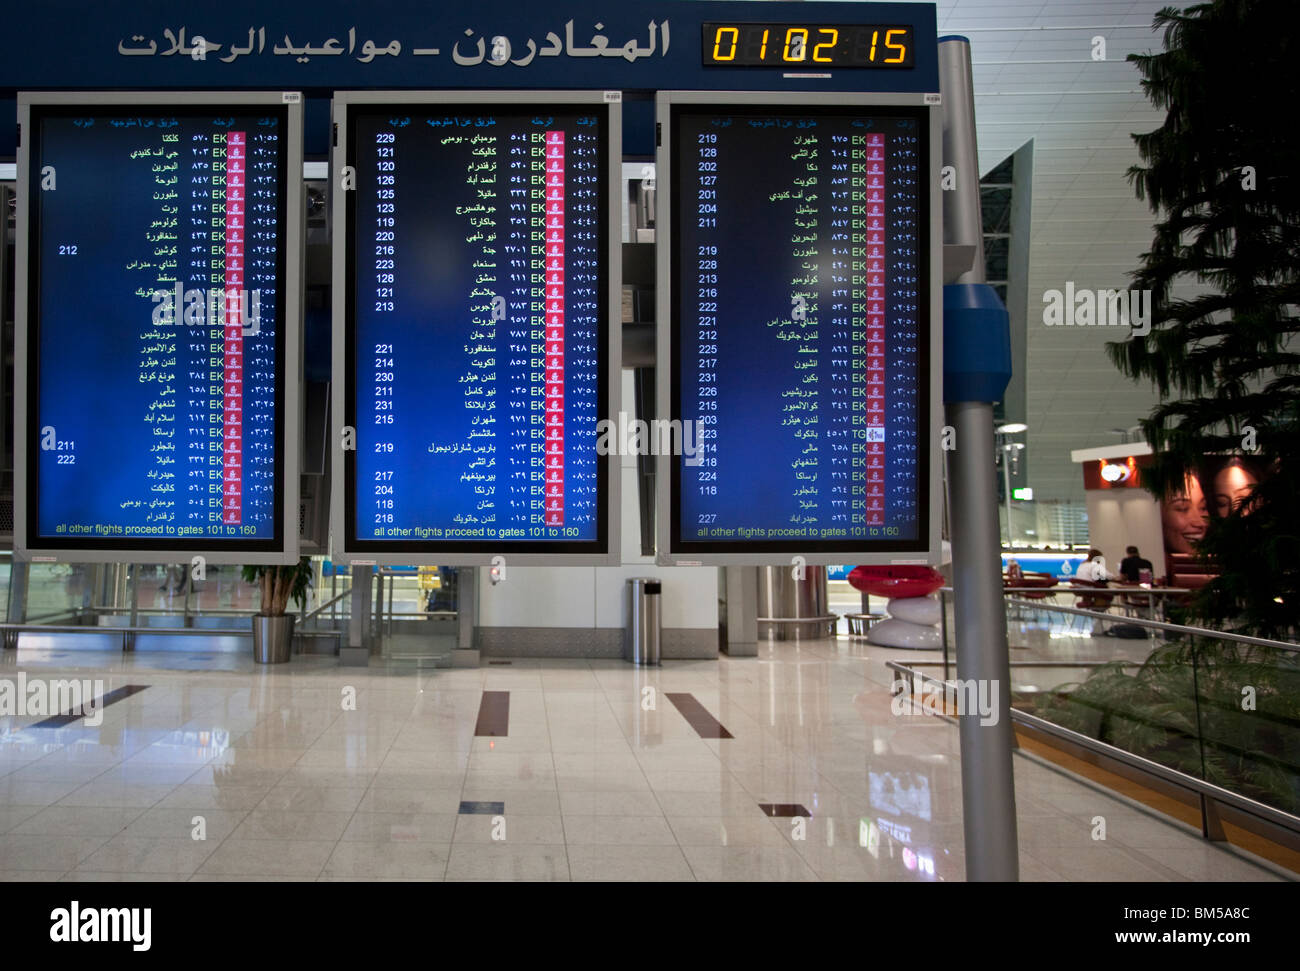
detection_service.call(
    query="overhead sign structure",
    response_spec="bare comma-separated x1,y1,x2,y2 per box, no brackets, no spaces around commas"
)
656,90,942,566
15,91,303,563
0,3,939,96
331,91,621,565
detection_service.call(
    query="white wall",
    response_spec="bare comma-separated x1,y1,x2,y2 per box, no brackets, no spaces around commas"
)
477,369,719,630
1083,489,1165,571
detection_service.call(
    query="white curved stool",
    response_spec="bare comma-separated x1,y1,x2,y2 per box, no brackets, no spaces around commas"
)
866,594,942,650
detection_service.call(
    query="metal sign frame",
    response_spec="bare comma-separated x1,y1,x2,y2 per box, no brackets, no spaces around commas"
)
654,89,942,566
330,89,622,566
14,90,304,565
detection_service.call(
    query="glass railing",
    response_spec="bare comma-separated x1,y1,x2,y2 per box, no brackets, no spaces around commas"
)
0,554,362,649
992,596,1300,821
1013,631,1299,817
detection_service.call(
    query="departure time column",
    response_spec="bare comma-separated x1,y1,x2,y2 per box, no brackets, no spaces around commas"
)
370,127,398,536
689,127,720,531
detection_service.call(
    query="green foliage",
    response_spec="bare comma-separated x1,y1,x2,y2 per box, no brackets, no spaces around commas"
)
1105,1,1300,637
241,557,313,616
1029,638,1300,813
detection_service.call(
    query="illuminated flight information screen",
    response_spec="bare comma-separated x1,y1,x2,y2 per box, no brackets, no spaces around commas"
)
670,104,930,556
344,102,609,555
25,103,290,551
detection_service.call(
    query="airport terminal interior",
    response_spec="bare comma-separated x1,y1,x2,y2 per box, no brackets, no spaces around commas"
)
0,0,1297,885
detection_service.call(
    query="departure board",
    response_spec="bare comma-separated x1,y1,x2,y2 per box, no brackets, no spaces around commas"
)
336,94,618,563
16,94,302,560
659,96,937,562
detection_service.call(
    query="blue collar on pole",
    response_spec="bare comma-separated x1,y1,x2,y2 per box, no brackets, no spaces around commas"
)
943,282,1012,404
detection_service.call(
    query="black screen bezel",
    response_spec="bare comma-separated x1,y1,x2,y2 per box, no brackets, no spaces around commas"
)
24,102,291,554
342,100,612,557
668,101,932,557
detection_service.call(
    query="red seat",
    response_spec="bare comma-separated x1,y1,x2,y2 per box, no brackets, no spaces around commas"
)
1015,573,1056,601
847,565,944,599
1069,578,1114,610
1165,553,1218,604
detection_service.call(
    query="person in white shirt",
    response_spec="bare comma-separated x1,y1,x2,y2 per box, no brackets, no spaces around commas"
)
1077,549,1111,583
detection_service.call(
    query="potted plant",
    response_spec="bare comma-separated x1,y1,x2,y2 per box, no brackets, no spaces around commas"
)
241,557,313,664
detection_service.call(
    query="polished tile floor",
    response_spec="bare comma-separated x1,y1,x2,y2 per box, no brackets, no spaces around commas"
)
0,637,1289,882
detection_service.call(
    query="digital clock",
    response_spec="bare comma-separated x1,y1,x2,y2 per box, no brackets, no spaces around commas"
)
702,23,914,68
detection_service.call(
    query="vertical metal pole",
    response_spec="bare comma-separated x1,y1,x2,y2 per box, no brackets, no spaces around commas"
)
720,566,758,656
114,562,128,611
1002,445,1014,548
5,559,29,649
941,587,950,682
940,35,1019,881
341,566,371,665
457,568,476,650
386,571,394,636
372,571,384,653
81,565,97,626
125,563,140,652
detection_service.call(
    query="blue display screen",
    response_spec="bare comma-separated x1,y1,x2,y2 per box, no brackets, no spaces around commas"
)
670,104,930,555
26,105,289,551
345,103,609,554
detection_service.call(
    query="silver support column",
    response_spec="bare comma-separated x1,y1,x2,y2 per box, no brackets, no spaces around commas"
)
452,568,479,667
940,35,1019,881
1001,445,1015,547
182,566,193,628
340,567,372,666
124,564,141,651
4,559,28,649
719,566,758,656
84,564,101,626
372,572,385,649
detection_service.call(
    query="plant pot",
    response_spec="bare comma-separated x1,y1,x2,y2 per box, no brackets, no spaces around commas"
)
251,614,295,664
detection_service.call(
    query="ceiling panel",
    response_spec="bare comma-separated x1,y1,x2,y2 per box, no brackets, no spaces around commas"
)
937,0,1181,504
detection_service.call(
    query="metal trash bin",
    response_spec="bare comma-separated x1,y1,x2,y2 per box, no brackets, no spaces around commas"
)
625,577,662,665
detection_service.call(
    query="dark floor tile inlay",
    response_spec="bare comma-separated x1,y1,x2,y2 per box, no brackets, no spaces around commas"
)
488,660,513,666
665,692,734,739
459,801,506,815
474,690,511,736
759,803,811,818
30,683,150,728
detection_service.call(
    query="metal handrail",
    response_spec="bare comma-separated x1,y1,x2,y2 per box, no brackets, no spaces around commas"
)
998,585,1192,595
908,659,1145,670
0,621,243,636
92,605,261,616
886,659,1300,840
1005,597,1300,653
0,620,346,657
19,609,84,623
89,598,349,621
301,589,352,622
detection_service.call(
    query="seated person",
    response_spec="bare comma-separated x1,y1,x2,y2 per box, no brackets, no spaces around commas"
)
1076,549,1110,584
1118,545,1154,584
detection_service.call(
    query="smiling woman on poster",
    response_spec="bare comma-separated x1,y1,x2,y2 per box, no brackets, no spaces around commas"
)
1162,471,1210,555
1210,456,1264,518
